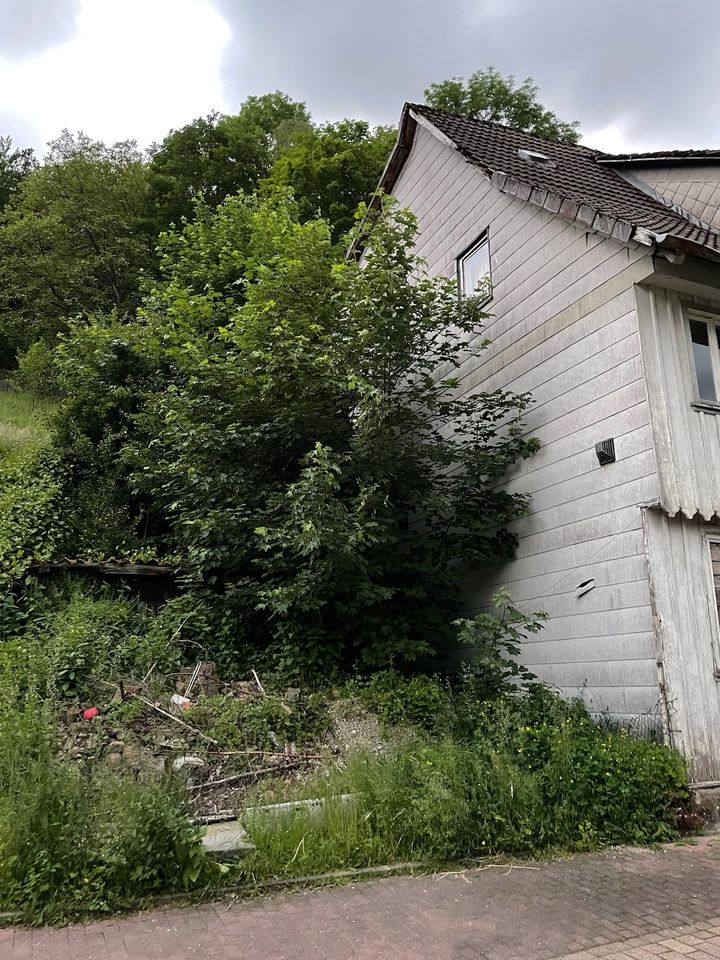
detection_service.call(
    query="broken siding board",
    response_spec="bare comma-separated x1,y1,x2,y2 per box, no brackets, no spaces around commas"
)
462,553,650,603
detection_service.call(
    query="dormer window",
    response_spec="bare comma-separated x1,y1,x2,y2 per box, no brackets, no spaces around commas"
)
458,233,492,303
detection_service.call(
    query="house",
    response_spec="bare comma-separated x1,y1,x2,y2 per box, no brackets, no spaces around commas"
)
369,102,720,783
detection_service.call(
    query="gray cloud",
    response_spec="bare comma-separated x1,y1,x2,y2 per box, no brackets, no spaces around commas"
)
212,0,720,149
0,0,80,58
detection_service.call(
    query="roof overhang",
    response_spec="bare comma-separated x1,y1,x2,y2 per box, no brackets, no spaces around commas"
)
348,105,720,265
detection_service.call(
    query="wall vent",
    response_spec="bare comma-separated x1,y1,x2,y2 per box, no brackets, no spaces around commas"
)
595,438,616,466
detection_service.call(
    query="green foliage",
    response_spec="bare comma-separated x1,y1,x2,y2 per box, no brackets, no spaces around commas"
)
13,342,61,401
425,67,580,143
453,588,546,704
148,93,311,233
0,582,195,698
0,389,53,460
0,446,65,586
0,135,36,211
0,699,214,924
246,691,687,880
188,691,331,749
33,195,537,678
265,119,396,239
347,671,453,732
0,132,153,368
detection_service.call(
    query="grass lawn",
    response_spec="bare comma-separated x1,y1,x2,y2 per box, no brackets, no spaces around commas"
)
0,389,53,459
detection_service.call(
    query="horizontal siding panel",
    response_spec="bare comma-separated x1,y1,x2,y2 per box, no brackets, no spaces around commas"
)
521,632,656,664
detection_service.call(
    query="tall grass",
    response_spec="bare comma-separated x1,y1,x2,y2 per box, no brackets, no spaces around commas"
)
0,389,54,461
244,698,688,881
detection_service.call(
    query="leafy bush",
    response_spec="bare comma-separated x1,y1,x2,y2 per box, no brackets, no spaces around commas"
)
32,197,538,679
348,670,454,732
188,691,331,749
453,588,546,704
0,582,198,702
13,341,61,401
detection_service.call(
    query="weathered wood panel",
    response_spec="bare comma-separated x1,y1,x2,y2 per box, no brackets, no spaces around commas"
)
390,124,660,721
643,509,720,782
636,284,720,519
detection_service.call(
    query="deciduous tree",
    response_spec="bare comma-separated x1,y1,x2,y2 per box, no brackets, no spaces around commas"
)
425,67,580,143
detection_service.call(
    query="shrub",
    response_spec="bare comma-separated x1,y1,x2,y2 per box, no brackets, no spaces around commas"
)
13,341,60,401
187,691,331,750
0,700,215,924
348,670,454,732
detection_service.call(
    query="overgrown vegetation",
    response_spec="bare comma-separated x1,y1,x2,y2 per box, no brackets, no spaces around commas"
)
0,71,687,927
246,697,686,881
1,197,539,680
0,578,690,924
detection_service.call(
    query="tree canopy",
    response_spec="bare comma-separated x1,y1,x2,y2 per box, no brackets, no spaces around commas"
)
147,92,311,233
0,137,36,212
425,67,580,143
264,120,397,240
0,132,153,369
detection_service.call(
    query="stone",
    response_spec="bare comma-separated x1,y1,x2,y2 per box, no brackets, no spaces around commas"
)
201,820,256,862
172,755,208,776
244,794,355,825
122,743,143,770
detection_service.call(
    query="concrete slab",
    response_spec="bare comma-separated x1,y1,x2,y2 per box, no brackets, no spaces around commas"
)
201,820,256,861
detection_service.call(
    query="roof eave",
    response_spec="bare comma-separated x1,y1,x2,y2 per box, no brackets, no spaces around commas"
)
599,154,720,167
346,103,418,260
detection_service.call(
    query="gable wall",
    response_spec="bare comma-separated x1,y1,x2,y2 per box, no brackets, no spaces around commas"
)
627,164,720,229
391,124,661,720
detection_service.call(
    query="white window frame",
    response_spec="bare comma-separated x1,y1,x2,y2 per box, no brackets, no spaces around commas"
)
457,231,492,305
686,308,720,411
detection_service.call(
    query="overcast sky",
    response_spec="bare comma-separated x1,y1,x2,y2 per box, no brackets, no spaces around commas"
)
1,0,719,156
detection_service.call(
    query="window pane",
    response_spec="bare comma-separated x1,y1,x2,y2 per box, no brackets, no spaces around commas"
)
460,239,491,299
690,319,717,402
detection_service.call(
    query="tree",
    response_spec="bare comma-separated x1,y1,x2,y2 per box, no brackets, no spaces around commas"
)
0,137,36,212
148,92,311,233
425,67,580,144
46,194,537,680
0,132,153,368
264,120,397,240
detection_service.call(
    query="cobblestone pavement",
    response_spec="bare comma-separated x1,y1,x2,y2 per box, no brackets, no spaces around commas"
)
3,836,720,959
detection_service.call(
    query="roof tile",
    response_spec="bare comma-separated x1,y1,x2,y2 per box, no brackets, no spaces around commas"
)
407,103,720,255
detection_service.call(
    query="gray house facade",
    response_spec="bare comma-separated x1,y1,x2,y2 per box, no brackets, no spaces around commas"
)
375,103,720,783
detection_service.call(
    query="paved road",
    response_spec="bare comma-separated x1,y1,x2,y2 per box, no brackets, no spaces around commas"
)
3,836,720,959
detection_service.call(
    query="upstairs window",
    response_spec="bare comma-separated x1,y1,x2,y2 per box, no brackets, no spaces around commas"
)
689,314,720,405
458,233,492,303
